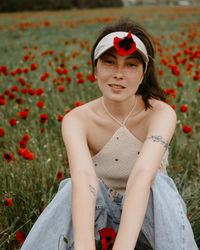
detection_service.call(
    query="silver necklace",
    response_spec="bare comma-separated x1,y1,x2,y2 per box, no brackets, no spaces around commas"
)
101,95,137,127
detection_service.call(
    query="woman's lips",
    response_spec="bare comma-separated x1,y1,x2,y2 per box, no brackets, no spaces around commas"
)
108,84,126,89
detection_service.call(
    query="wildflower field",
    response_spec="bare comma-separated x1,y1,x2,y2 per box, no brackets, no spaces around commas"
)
0,6,200,249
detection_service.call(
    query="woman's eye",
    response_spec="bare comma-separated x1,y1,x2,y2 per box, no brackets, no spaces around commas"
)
105,60,114,64
128,63,136,67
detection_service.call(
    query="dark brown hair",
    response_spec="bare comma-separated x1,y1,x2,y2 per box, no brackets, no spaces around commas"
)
91,17,166,110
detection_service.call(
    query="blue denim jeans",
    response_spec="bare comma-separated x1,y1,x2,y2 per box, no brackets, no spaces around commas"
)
21,171,198,250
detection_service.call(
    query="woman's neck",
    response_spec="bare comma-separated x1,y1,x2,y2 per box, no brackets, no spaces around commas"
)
101,95,138,124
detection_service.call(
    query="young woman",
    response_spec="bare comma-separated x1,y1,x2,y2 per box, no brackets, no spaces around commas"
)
21,17,198,250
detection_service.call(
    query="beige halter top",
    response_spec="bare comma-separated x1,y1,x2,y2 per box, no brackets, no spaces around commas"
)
91,97,169,201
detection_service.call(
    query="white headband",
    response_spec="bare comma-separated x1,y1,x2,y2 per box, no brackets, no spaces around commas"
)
94,31,149,73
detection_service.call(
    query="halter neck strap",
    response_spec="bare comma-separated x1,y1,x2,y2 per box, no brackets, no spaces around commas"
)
102,96,137,127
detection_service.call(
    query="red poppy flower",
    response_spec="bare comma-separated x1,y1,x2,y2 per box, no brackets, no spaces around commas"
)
9,93,15,100
158,70,164,76
165,99,170,103
19,148,34,160
67,76,72,84
17,109,29,119
4,198,12,207
193,74,199,80
182,125,192,133
86,74,96,82
24,55,30,61
44,72,50,77
60,77,65,82
16,68,23,74
0,128,5,136
40,75,46,81
161,59,168,65
65,40,70,45
98,228,116,250
173,69,181,76
56,171,64,179
18,148,24,156
40,114,48,123
4,90,10,95
21,88,28,94
15,98,22,105
77,78,85,84
76,72,83,78
9,118,17,126
36,88,44,96
11,85,19,91
198,87,200,93
180,105,188,112
74,102,84,107
56,68,62,75
65,110,71,114
0,94,6,99
0,98,6,105
21,135,29,141
164,88,175,95
16,232,26,244
19,140,27,148
10,71,17,76
171,105,175,110
72,65,78,70
3,153,13,162
49,50,54,55
60,63,65,69
28,89,36,95
63,68,69,74
18,77,26,85
37,100,44,108
40,127,45,133
1,65,8,76
23,67,29,73
114,31,136,56
58,86,64,92
30,63,38,71
57,115,63,122
177,81,184,87
53,77,58,83
170,93,176,98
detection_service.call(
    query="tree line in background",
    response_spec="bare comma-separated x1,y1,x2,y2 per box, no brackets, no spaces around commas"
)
0,0,123,12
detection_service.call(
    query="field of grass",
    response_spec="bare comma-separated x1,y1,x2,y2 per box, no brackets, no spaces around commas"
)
0,6,200,249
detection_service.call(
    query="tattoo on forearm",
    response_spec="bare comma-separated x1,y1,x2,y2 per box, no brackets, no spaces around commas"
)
147,135,169,149
89,184,96,197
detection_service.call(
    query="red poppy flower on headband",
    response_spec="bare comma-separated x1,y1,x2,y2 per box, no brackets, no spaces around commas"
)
114,31,136,56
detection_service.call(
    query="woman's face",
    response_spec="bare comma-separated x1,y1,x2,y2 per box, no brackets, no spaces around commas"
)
95,47,144,101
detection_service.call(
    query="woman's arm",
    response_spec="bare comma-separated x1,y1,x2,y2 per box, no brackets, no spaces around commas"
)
113,104,177,250
61,110,98,250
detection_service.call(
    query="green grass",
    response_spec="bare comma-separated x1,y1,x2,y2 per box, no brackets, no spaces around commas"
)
0,6,200,249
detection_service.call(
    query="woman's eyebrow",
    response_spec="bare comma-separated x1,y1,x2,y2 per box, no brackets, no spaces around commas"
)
101,53,138,60
126,55,138,59
101,52,116,58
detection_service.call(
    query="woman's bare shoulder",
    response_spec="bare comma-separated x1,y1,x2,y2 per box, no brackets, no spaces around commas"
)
147,98,177,137
149,98,175,112
62,98,100,129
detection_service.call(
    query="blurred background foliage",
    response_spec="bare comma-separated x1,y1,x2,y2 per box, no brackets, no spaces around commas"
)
0,0,199,12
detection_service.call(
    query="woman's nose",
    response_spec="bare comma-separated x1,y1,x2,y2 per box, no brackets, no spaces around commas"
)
113,65,123,79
